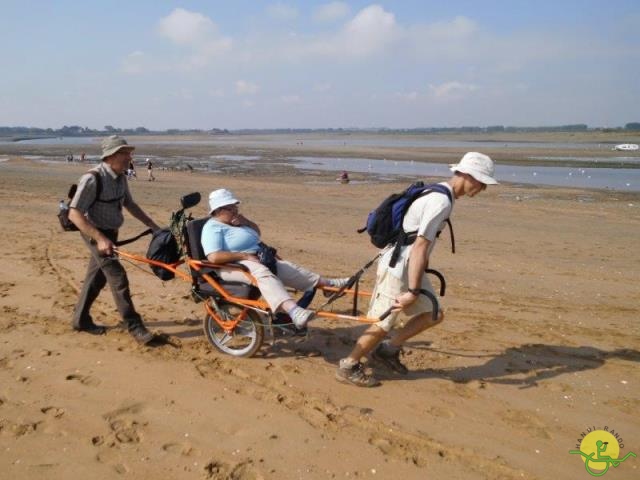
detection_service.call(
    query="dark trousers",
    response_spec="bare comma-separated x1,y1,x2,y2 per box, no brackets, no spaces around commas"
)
72,229,143,331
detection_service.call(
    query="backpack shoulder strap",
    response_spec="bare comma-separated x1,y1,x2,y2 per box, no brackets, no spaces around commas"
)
389,184,455,267
87,170,102,207
90,170,102,199
416,183,452,205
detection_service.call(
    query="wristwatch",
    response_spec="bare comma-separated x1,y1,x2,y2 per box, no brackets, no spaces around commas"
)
408,288,421,295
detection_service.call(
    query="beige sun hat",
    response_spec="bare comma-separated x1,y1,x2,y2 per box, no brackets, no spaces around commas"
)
100,135,135,160
208,189,240,214
450,152,498,185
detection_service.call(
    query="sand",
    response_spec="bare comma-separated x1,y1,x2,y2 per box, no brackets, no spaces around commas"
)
0,148,639,480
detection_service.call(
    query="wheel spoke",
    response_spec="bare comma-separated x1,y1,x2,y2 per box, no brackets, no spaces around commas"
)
204,303,264,357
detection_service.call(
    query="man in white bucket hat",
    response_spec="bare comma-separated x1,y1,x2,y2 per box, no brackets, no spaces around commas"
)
68,135,161,345
336,152,498,387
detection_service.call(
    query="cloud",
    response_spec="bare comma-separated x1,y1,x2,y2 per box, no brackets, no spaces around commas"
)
428,81,479,101
342,5,398,56
158,8,218,45
314,2,350,23
235,80,260,95
423,15,477,41
267,3,299,21
304,5,399,59
121,51,147,74
156,8,231,68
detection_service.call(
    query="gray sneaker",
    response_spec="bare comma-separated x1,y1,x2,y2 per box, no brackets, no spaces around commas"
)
290,307,315,329
371,344,409,375
130,325,154,345
335,361,380,387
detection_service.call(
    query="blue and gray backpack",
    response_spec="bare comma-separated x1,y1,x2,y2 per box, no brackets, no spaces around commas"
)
358,182,455,266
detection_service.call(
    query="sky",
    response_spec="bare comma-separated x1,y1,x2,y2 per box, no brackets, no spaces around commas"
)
1,0,639,130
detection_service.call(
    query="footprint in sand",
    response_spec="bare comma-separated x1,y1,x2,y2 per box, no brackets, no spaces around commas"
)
0,357,13,370
41,406,65,418
203,459,263,480
368,435,427,467
100,403,146,446
11,420,42,437
65,373,101,386
95,449,129,475
109,419,141,444
162,442,199,456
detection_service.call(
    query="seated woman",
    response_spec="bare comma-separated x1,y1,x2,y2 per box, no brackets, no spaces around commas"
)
201,189,348,329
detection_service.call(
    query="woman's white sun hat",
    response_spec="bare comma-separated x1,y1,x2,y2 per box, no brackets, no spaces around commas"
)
208,189,240,214
450,152,499,185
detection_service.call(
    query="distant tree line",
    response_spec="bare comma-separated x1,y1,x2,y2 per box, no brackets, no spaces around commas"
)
0,123,638,138
0,125,230,138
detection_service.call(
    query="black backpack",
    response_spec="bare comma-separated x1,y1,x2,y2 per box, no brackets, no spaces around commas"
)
145,229,180,280
58,171,102,232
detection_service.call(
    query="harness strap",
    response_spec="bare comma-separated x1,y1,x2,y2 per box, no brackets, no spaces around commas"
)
388,219,455,268
114,229,153,247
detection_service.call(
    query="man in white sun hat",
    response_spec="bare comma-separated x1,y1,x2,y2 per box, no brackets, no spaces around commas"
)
336,152,498,387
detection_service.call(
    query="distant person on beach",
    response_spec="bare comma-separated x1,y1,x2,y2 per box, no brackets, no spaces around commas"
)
146,158,155,181
201,189,350,329
68,135,160,345
335,152,499,387
337,171,350,184
127,160,137,179
80,152,86,162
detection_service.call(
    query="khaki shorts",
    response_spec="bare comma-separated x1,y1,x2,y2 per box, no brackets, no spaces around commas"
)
367,267,439,332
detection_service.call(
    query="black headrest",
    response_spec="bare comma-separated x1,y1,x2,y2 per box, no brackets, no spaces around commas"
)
185,217,209,260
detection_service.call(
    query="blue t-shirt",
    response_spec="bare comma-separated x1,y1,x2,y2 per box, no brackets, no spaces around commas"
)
201,218,261,256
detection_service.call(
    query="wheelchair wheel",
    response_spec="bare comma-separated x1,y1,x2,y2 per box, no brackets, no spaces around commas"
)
203,302,264,358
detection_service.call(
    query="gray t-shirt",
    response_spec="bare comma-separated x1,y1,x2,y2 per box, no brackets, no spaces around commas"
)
70,162,133,230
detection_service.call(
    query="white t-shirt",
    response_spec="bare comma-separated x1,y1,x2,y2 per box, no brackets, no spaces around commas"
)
379,182,454,278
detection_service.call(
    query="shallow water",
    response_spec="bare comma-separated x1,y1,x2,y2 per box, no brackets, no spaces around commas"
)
14,143,640,191
9,135,621,151
288,156,640,192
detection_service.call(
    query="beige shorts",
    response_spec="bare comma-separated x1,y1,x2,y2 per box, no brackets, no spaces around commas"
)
367,267,440,332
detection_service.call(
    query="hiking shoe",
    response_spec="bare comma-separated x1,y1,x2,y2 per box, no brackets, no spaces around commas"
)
335,361,380,387
73,323,106,336
130,325,154,345
290,307,315,329
371,344,409,375
327,277,352,289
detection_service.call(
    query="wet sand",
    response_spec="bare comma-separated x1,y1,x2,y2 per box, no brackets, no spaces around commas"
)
0,144,639,479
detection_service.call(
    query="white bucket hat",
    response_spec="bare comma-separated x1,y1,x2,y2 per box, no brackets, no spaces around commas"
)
208,189,240,214
100,135,135,159
450,152,498,185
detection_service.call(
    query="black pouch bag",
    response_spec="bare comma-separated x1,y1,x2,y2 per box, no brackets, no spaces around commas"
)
146,229,180,280
256,242,278,274
58,208,78,231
